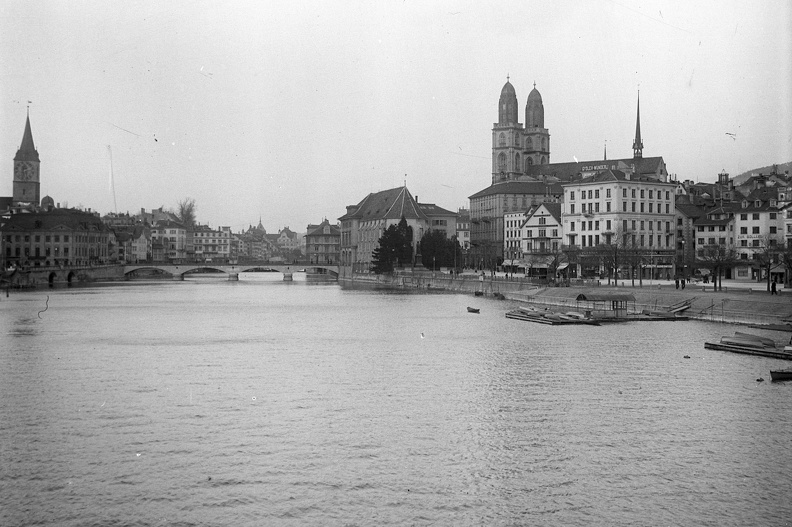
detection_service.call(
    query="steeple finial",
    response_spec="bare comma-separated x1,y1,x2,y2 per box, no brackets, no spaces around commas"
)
604,140,607,161
533,81,536,89
632,90,643,159
506,73,510,82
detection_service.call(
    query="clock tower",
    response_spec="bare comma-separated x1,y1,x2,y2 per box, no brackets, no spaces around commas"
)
12,112,41,206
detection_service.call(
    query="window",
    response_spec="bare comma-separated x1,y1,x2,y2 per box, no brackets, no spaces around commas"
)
595,190,600,198
588,190,593,199
640,203,644,213
719,238,726,245
570,222,575,231
648,222,653,231
770,226,777,234
752,240,760,247
606,202,611,212
632,220,636,230
539,217,546,225
622,202,627,212
640,221,645,230
570,191,575,200
649,190,654,199
741,240,747,247
570,204,575,214
606,220,612,230
632,189,636,198
740,227,747,234
595,203,600,212
770,213,776,219
623,189,627,198
595,221,600,230
708,237,716,244
666,191,670,200
606,189,611,198
649,203,653,213
640,189,645,198
752,226,760,234
623,220,628,231
666,204,670,214
632,202,636,212
552,229,558,237
740,214,747,220
752,213,760,220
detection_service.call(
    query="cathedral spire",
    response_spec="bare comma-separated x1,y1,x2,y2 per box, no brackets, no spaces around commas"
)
632,91,643,159
15,112,40,162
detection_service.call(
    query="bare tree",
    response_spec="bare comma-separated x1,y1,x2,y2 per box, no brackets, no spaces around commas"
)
753,234,782,291
696,244,739,291
781,239,792,288
175,198,197,228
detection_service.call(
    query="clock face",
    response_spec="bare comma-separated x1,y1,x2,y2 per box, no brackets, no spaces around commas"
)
17,161,35,181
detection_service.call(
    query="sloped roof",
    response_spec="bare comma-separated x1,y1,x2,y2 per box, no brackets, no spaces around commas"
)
2,209,106,232
527,202,562,223
306,220,340,237
526,156,666,181
675,203,705,219
14,115,40,162
418,203,456,217
469,181,564,199
339,186,427,222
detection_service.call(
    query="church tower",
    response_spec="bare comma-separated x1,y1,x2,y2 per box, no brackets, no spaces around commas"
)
524,83,550,166
632,91,643,159
13,111,41,206
492,77,524,184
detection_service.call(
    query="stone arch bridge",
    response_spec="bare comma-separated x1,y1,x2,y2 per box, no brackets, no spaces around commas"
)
122,264,339,281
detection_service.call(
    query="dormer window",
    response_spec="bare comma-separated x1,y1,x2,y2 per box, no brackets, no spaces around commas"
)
742,200,748,208
770,200,777,207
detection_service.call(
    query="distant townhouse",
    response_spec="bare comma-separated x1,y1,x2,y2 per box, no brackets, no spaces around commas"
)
456,208,471,267
305,219,340,265
519,202,564,278
192,225,232,263
151,220,187,262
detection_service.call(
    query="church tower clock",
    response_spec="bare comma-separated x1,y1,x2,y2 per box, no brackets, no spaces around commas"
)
12,112,41,206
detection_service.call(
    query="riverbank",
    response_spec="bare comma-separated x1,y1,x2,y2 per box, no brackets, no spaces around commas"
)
340,271,792,328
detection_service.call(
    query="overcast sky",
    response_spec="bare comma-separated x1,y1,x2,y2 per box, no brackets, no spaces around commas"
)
1,0,790,232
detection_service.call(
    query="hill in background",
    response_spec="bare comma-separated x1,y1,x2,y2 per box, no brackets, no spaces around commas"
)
733,161,792,185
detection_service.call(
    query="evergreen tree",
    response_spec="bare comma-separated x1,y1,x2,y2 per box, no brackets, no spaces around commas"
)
419,229,459,269
371,217,414,274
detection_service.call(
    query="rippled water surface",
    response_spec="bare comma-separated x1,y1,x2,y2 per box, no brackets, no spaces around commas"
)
2,274,791,526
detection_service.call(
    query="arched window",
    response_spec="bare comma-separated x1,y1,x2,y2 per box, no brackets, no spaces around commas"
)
514,134,520,146
542,138,547,150
515,153,520,170
498,133,506,146
541,156,546,164
526,137,532,150
497,153,507,172
525,158,533,171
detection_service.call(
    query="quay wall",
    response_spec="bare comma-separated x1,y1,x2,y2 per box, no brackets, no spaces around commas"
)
340,272,792,328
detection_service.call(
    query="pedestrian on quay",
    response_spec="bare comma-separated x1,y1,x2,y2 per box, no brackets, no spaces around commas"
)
771,280,777,295
675,278,679,289
681,279,685,290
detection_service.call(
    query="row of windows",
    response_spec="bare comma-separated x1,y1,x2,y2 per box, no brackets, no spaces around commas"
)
569,220,673,233
574,233,669,248
569,202,673,214
569,189,672,201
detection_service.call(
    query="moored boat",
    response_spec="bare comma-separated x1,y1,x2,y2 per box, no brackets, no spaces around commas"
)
704,332,792,361
467,307,480,313
770,369,792,381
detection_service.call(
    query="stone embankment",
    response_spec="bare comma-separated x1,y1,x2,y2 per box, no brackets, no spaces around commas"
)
340,271,791,328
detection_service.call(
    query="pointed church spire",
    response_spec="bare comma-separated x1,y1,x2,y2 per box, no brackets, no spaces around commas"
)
604,140,607,161
632,91,643,159
15,112,40,162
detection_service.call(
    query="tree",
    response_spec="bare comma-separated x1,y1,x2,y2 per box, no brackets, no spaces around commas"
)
175,198,197,227
696,244,738,291
781,239,792,288
371,217,413,274
753,234,782,291
419,230,458,270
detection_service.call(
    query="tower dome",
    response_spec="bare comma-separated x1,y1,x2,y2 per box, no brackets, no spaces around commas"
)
498,78,519,125
525,85,544,128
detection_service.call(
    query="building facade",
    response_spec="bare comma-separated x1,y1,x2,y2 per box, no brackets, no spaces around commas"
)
305,219,341,265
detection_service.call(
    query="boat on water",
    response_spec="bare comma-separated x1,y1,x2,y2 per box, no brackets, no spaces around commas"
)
467,307,480,314
506,307,601,326
770,369,792,381
704,332,792,361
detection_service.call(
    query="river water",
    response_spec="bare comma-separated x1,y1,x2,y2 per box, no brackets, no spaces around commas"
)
1,272,791,526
